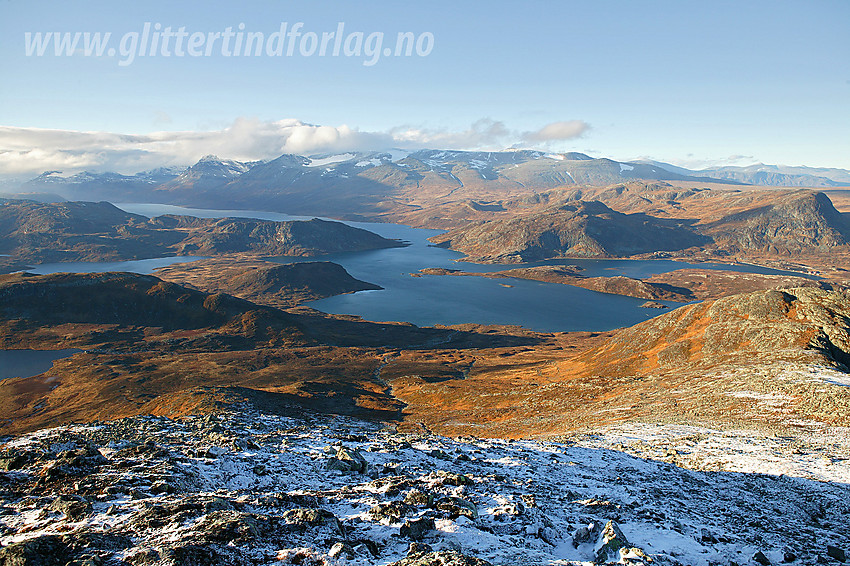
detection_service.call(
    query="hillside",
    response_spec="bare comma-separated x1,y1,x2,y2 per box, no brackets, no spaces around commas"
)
0,200,166,263
701,190,850,254
0,271,306,338
580,286,850,376
426,190,850,262
389,287,850,437
0,271,379,434
154,259,383,308
0,200,406,270
0,271,550,435
429,201,708,262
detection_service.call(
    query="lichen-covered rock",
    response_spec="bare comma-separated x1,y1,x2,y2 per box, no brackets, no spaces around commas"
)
0,535,69,565
403,488,434,507
369,500,415,523
428,470,472,486
399,516,435,541
435,496,478,519
48,494,92,521
280,507,343,534
325,446,368,473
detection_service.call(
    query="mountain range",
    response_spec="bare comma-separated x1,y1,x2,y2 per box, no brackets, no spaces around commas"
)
6,151,849,221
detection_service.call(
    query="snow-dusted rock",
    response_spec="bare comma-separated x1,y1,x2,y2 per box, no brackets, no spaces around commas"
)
0,410,847,565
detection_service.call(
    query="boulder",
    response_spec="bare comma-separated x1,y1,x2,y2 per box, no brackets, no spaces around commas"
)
404,489,434,507
435,496,478,520
325,446,368,473
281,507,343,534
429,470,472,486
828,545,847,563
399,517,436,541
591,520,651,565
0,535,69,566
48,494,92,521
369,501,416,523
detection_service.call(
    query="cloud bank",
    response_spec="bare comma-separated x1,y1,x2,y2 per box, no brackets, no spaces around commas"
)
521,120,589,143
0,117,589,176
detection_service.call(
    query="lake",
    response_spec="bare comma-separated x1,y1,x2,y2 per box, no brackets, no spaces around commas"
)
107,203,814,333
26,256,206,275
0,349,81,380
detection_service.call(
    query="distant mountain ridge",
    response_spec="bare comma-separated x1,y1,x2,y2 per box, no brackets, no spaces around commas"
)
10,151,850,221
638,159,850,187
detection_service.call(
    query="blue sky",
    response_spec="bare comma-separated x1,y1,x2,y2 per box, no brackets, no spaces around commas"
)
0,0,848,174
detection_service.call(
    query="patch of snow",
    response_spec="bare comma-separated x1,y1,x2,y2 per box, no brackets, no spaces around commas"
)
306,153,356,168
468,159,491,170
355,159,384,167
619,163,635,173
778,365,850,388
726,390,790,402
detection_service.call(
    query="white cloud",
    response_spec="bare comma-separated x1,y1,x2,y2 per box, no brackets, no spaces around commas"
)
389,118,512,149
0,117,590,176
522,120,589,143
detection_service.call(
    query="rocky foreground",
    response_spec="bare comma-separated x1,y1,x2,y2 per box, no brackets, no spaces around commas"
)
0,410,848,566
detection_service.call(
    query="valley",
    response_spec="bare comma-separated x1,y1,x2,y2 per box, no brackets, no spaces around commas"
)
1,156,850,566
4,2,849,561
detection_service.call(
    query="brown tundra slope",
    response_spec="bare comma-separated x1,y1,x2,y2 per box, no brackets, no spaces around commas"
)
0,271,547,435
1,270,848,439
390,287,850,437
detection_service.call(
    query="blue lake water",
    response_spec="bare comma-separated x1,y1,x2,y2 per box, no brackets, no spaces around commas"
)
108,203,815,333
26,256,206,275
0,349,81,380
